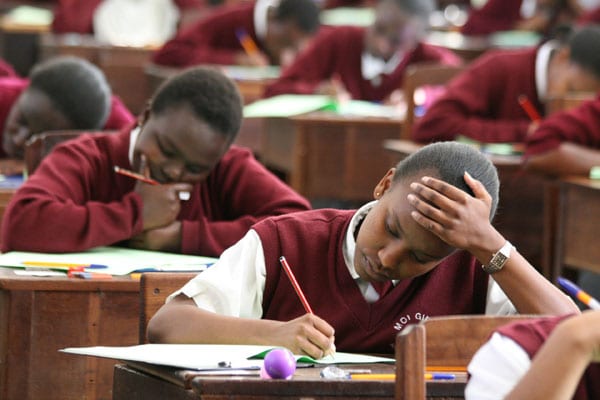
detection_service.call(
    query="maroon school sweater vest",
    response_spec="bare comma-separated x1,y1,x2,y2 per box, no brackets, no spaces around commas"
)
253,209,489,354
498,315,600,400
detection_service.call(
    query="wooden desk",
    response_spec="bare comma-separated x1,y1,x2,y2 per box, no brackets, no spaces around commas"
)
113,362,466,400
553,177,600,280
383,139,550,275
261,113,403,205
0,269,140,400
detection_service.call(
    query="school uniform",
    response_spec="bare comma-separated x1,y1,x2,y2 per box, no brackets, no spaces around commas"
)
412,45,552,143
173,203,515,354
263,25,461,102
466,315,600,400
460,0,524,35
525,95,600,157
152,1,274,67
0,126,311,255
0,77,135,158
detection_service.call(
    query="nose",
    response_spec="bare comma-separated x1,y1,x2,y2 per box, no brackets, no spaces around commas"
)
377,239,406,271
161,161,184,181
375,36,393,59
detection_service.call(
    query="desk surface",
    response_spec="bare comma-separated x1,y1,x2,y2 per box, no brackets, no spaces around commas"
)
0,269,140,400
113,362,466,400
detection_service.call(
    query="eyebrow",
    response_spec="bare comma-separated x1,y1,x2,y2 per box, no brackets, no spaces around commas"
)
390,210,445,261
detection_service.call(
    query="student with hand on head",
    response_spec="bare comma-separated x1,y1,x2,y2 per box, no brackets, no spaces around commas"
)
524,93,600,176
151,0,321,67
147,142,577,358
412,25,600,144
0,67,311,255
263,0,461,103
0,56,134,159
466,311,600,400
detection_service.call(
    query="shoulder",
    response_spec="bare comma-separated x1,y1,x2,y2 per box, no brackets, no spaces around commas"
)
315,25,365,44
218,145,255,164
254,208,355,229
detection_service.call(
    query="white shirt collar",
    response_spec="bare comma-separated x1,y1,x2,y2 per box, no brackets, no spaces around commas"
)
361,51,403,82
535,40,558,102
254,0,279,41
128,125,141,166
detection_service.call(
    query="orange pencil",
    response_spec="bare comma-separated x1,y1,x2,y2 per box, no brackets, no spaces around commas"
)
279,256,313,314
518,94,542,122
114,166,159,185
235,28,260,58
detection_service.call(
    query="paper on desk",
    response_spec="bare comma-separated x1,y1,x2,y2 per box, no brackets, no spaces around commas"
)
0,246,216,275
221,65,280,81
320,7,375,27
60,344,394,370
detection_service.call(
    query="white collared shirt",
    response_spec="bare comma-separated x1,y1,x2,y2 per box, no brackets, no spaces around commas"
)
361,51,403,83
128,126,140,166
170,201,514,317
535,40,559,103
254,0,279,42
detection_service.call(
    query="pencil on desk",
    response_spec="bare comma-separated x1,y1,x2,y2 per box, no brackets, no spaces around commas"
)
22,261,108,269
350,373,455,381
518,94,542,122
557,277,600,310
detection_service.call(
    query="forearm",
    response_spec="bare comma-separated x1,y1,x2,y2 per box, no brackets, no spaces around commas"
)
524,142,600,177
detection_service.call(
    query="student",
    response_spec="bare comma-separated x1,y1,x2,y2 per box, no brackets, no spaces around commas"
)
412,26,600,144
466,311,600,400
0,56,134,159
461,0,587,36
147,142,577,357
151,0,321,67
263,0,461,102
0,67,311,255
523,94,600,176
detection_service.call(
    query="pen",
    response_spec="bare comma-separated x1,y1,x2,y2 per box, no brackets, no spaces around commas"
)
114,165,190,201
22,261,108,269
350,373,455,380
557,277,600,310
67,271,113,279
518,94,542,122
279,256,336,358
235,28,260,58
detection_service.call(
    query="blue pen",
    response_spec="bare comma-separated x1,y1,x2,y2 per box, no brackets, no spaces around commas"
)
557,277,600,310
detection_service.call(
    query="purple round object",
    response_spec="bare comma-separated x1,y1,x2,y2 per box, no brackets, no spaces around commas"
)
263,348,296,379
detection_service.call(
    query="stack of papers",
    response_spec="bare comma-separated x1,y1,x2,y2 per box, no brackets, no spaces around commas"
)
0,246,216,276
61,344,395,370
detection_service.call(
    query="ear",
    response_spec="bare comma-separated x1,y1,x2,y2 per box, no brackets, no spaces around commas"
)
373,168,396,200
137,103,151,127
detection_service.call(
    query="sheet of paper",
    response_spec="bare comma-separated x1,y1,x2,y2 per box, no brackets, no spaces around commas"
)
320,7,375,27
61,344,395,370
243,94,334,118
221,65,280,81
0,246,216,275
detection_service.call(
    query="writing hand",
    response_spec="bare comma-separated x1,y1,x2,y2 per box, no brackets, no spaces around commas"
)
271,314,335,360
129,221,182,252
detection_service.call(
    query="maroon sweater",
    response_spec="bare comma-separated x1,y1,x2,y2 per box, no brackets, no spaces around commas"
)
412,47,540,143
461,0,524,35
152,2,264,67
253,208,489,355
525,95,600,156
0,77,135,158
1,128,310,255
263,26,462,102
497,315,600,400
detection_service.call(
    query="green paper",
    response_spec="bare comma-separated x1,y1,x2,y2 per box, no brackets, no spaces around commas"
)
243,95,334,118
490,30,542,48
320,7,375,27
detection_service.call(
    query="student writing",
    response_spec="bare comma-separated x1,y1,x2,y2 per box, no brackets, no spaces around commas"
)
412,25,600,144
147,142,577,358
0,67,310,255
263,0,462,102
152,0,321,67
0,56,134,160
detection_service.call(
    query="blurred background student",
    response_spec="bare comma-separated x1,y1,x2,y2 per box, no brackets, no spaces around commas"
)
411,25,600,144
151,0,321,67
263,0,462,103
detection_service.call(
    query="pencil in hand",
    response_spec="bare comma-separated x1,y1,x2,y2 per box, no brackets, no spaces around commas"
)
518,94,542,122
114,166,190,201
557,277,600,310
279,256,335,358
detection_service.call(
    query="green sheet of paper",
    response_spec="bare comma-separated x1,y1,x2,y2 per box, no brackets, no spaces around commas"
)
243,95,335,118
6,6,53,25
490,30,541,48
0,246,216,275
320,7,375,26
61,344,394,370
221,65,280,81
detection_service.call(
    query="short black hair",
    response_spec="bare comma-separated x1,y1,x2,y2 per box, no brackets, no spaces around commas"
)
387,0,435,22
28,56,111,129
392,142,500,220
275,0,320,34
151,67,243,142
569,25,600,80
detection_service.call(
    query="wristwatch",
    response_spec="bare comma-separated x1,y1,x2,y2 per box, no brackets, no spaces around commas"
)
482,241,514,274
